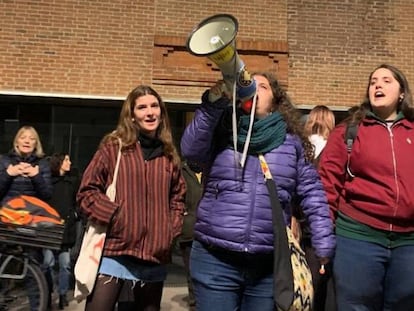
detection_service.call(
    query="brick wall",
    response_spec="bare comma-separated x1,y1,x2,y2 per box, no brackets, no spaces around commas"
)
0,0,156,96
146,0,288,103
1,0,413,109
288,0,414,108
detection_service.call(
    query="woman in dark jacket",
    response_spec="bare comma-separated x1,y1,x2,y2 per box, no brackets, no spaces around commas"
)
43,153,79,309
177,161,203,311
0,125,52,311
0,125,52,205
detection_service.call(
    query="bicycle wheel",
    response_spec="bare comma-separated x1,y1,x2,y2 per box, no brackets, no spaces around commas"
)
0,255,48,311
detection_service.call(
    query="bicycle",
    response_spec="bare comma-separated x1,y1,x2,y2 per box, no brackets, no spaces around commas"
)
0,222,64,311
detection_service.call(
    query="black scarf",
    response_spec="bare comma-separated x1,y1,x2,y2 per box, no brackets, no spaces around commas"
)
138,133,164,160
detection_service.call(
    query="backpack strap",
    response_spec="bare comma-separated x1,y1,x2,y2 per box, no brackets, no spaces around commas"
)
344,123,358,178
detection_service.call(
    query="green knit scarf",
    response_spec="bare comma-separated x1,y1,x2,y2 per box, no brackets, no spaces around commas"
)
233,112,287,154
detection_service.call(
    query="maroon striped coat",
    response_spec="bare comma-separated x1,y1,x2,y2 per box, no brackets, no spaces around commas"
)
77,140,185,264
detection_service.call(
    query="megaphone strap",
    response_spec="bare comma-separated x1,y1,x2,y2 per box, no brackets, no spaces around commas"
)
239,93,258,168
231,80,239,165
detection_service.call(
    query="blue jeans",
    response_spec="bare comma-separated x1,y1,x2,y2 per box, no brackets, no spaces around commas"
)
334,235,414,311
43,249,71,295
190,240,274,311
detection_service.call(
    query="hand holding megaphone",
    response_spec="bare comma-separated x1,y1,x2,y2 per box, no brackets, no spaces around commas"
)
187,14,256,112
208,80,232,103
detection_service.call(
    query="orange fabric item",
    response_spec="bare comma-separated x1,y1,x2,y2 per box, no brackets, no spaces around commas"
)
0,195,63,226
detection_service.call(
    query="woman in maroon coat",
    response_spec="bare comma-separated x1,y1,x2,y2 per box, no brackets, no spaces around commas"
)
77,85,186,311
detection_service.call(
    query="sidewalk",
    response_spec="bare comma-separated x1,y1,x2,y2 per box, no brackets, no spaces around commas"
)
65,286,188,311
64,254,190,311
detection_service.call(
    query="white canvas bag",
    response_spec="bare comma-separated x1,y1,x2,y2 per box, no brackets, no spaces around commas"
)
74,139,122,301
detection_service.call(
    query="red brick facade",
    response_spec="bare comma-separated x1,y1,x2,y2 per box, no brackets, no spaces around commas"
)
1,0,413,109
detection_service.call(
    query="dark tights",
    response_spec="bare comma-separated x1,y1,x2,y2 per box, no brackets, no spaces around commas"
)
85,274,163,311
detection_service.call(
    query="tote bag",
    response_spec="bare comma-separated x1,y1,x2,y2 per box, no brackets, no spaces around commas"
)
74,139,122,301
258,154,313,311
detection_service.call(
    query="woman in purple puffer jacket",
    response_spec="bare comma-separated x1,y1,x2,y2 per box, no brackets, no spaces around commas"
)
180,72,335,311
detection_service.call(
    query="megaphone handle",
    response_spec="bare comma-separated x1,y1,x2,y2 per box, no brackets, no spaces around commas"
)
224,80,234,94
240,98,253,114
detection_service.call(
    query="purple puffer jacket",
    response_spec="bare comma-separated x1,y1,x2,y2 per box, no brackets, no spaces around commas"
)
181,98,335,258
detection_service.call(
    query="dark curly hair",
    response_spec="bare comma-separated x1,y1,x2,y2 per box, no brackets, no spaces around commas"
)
252,72,314,162
49,152,67,177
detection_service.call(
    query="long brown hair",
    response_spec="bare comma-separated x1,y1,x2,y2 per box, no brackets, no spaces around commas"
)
347,64,414,125
101,85,181,166
49,152,67,177
253,72,314,161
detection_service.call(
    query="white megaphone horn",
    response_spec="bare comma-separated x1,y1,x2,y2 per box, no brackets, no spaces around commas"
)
186,14,256,113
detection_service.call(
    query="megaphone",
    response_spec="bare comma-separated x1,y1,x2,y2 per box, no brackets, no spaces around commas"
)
186,14,256,112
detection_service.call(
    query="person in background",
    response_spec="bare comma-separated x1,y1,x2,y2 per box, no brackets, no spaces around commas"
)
0,125,53,311
177,160,203,311
180,72,335,311
0,125,52,204
77,85,186,311
304,105,335,162
292,105,336,311
43,153,79,310
319,64,414,311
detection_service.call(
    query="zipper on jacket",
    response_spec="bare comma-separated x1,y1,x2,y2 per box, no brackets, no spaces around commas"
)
386,123,400,232
242,159,260,253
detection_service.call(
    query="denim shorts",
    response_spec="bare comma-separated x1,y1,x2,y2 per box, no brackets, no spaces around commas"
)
99,256,167,282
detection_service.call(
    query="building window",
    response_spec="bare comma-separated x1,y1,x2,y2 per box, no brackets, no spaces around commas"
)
0,95,190,173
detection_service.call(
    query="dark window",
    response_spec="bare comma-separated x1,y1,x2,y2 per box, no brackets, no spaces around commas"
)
0,95,191,173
